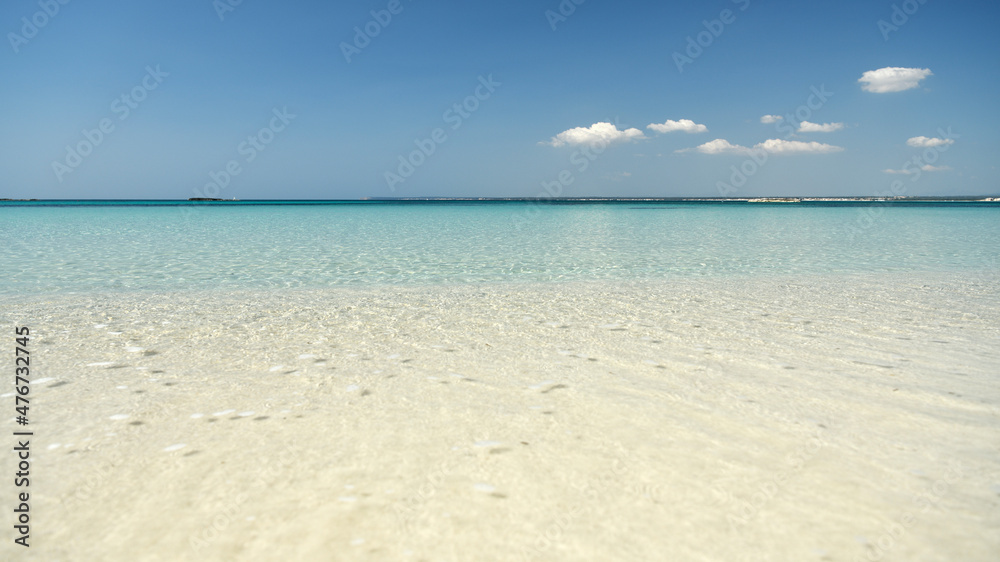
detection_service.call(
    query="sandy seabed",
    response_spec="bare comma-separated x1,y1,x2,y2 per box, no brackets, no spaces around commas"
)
2,271,999,561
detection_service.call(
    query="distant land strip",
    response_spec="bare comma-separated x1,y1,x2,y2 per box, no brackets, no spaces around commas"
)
1,196,998,205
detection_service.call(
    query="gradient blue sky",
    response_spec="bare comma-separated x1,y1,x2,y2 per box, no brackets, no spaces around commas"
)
2,0,998,199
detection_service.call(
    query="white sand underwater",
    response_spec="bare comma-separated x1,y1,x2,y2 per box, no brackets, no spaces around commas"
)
3,271,999,561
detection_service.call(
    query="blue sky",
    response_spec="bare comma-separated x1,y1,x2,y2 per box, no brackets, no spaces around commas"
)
2,0,997,199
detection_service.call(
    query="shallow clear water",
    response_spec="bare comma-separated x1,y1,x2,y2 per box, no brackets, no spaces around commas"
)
2,202,997,296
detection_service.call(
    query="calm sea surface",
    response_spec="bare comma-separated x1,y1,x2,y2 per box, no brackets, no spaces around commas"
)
2,201,997,296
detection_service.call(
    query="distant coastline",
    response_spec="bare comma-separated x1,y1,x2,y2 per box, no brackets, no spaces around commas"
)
3,196,998,205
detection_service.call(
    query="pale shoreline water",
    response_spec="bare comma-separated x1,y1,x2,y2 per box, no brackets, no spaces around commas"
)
3,272,998,561
3,202,999,297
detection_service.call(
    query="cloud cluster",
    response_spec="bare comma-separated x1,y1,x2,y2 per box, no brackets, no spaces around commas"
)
798,121,844,133
679,138,844,155
759,116,844,133
906,136,954,148
858,67,932,93
883,165,952,174
647,119,708,134
546,67,941,171
681,139,748,155
545,122,645,147
755,139,844,154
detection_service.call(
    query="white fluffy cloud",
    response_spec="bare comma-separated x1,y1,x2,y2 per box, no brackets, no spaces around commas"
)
545,122,645,147
760,115,782,124
883,165,952,174
858,67,933,93
678,138,843,155
647,119,708,134
755,139,844,154
906,136,954,148
798,121,844,133
678,139,752,155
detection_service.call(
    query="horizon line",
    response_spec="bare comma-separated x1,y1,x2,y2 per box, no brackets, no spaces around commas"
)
3,196,999,202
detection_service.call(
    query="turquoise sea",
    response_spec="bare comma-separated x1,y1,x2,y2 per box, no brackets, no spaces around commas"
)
2,200,998,297
3,200,999,562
